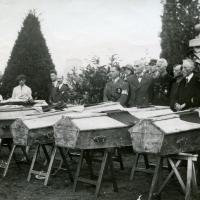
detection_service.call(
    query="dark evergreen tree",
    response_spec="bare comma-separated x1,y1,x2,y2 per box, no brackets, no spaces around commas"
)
160,0,200,68
2,10,55,100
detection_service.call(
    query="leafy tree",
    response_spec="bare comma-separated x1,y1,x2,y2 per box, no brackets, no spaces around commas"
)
160,0,200,67
67,63,108,104
2,10,55,100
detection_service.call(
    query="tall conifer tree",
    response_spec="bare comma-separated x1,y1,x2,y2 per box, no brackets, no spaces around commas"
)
2,10,55,100
160,0,200,67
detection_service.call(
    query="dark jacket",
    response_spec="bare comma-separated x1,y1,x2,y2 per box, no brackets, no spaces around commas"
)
150,74,173,106
57,84,69,103
127,74,153,107
170,76,183,111
126,74,138,107
49,83,69,105
173,74,200,110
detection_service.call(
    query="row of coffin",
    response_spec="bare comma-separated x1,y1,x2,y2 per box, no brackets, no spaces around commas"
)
1,102,200,156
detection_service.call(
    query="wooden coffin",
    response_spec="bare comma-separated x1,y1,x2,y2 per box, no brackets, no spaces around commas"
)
0,106,42,138
53,106,173,150
129,110,200,155
10,104,173,148
54,113,132,149
11,110,110,146
11,110,73,146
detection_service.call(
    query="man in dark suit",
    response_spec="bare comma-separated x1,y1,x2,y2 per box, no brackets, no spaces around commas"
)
173,58,200,111
170,64,183,110
150,59,173,106
127,65,153,107
48,70,69,109
57,75,69,103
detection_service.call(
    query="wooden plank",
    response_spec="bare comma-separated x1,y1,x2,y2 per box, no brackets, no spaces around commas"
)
21,112,107,130
84,102,124,113
130,108,173,119
154,118,200,134
0,107,42,120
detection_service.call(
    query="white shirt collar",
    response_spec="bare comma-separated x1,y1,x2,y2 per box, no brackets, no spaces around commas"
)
58,83,63,89
52,81,58,87
113,77,120,83
18,84,26,88
186,73,193,83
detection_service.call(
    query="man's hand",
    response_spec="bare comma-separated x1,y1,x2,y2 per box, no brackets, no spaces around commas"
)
174,103,182,111
174,103,186,111
180,103,186,110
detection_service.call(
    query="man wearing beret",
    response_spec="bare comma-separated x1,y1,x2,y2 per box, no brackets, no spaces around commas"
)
12,74,32,100
103,65,129,106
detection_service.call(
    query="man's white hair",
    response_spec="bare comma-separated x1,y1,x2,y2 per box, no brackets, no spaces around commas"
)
182,58,195,69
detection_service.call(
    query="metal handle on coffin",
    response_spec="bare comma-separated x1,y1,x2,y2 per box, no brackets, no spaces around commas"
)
47,131,54,139
93,136,106,144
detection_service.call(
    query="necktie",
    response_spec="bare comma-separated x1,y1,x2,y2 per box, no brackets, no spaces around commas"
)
185,78,189,86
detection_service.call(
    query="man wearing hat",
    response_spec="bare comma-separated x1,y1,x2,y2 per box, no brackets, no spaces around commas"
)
12,74,32,100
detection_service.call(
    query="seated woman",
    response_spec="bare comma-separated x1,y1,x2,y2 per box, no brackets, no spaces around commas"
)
12,74,32,101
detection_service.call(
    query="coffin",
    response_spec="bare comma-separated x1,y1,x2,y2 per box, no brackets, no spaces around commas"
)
54,113,131,149
11,110,72,146
129,110,200,155
53,106,173,150
11,110,112,146
10,103,174,149
0,106,42,138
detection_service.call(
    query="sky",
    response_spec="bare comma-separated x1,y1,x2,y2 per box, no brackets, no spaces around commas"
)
0,0,162,74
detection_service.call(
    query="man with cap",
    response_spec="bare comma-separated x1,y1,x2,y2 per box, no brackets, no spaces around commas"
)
103,65,129,106
121,64,134,81
12,74,32,100
173,58,200,111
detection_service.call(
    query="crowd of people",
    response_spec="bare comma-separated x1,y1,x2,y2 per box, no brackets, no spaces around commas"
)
0,55,199,113
104,57,200,111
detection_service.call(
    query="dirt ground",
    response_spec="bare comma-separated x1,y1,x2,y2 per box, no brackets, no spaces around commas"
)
0,147,199,200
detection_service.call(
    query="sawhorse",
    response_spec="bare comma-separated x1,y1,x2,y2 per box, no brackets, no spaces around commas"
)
27,144,73,186
73,148,118,199
0,139,30,177
155,153,199,200
130,153,198,200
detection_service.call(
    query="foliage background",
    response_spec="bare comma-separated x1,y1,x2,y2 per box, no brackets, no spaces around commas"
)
160,0,200,68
